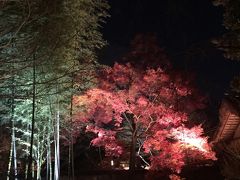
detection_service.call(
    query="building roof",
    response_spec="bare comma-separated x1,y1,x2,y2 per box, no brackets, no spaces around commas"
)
214,98,240,142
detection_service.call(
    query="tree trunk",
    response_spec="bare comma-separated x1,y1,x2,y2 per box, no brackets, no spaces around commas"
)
12,121,18,180
8,118,18,180
25,124,30,180
32,162,35,179
129,119,137,172
7,137,13,180
129,134,137,171
47,133,52,180
46,140,49,180
70,90,75,180
47,106,53,180
37,161,40,180
36,134,41,180
54,109,60,180
49,145,52,180
27,54,36,180
7,59,18,180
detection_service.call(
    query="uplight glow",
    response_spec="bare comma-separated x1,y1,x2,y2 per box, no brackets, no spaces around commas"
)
177,135,207,152
172,128,208,152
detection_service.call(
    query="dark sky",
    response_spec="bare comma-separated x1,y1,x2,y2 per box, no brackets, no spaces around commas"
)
101,0,240,113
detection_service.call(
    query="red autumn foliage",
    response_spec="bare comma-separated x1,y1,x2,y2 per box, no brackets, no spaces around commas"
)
72,34,216,175
72,61,216,174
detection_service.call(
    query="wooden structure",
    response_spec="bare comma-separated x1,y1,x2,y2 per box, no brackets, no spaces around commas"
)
213,98,240,179
214,98,240,142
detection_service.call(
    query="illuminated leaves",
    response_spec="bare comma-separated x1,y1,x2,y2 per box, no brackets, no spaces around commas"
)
73,61,216,173
86,126,123,156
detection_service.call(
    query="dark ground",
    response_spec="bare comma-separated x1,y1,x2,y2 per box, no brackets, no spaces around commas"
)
60,164,223,180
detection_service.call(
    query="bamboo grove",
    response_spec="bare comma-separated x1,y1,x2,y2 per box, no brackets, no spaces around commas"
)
0,0,109,179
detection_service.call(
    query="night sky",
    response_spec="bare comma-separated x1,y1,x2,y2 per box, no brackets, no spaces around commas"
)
101,0,240,114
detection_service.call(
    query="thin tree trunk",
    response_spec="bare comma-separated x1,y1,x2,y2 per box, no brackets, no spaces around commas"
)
25,164,28,179
47,133,52,180
25,124,30,179
54,139,58,180
68,96,71,179
54,109,60,180
37,161,40,180
37,134,41,180
39,140,44,180
7,138,13,180
129,120,137,172
7,112,18,180
49,143,52,180
12,121,18,179
8,121,18,180
8,59,18,180
48,105,53,180
45,118,51,180
25,160,28,179
32,162,35,179
27,54,36,180
57,110,60,178
70,90,74,180
46,146,49,180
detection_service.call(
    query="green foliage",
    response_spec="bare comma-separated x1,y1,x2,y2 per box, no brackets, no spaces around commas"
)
213,0,240,100
0,0,109,176
213,0,240,61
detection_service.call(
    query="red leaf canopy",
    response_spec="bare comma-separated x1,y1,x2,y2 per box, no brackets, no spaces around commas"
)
73,62,216,173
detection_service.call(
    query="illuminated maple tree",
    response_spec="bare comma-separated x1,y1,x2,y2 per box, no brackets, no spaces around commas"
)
72,35,216,177
73,61,216,175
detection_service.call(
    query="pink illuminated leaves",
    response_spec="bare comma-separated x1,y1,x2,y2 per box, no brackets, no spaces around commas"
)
86,126,123,156
143,133,185,173
169,174,182,180
72,61,216,174
171,126,217,161
143,125,216,173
